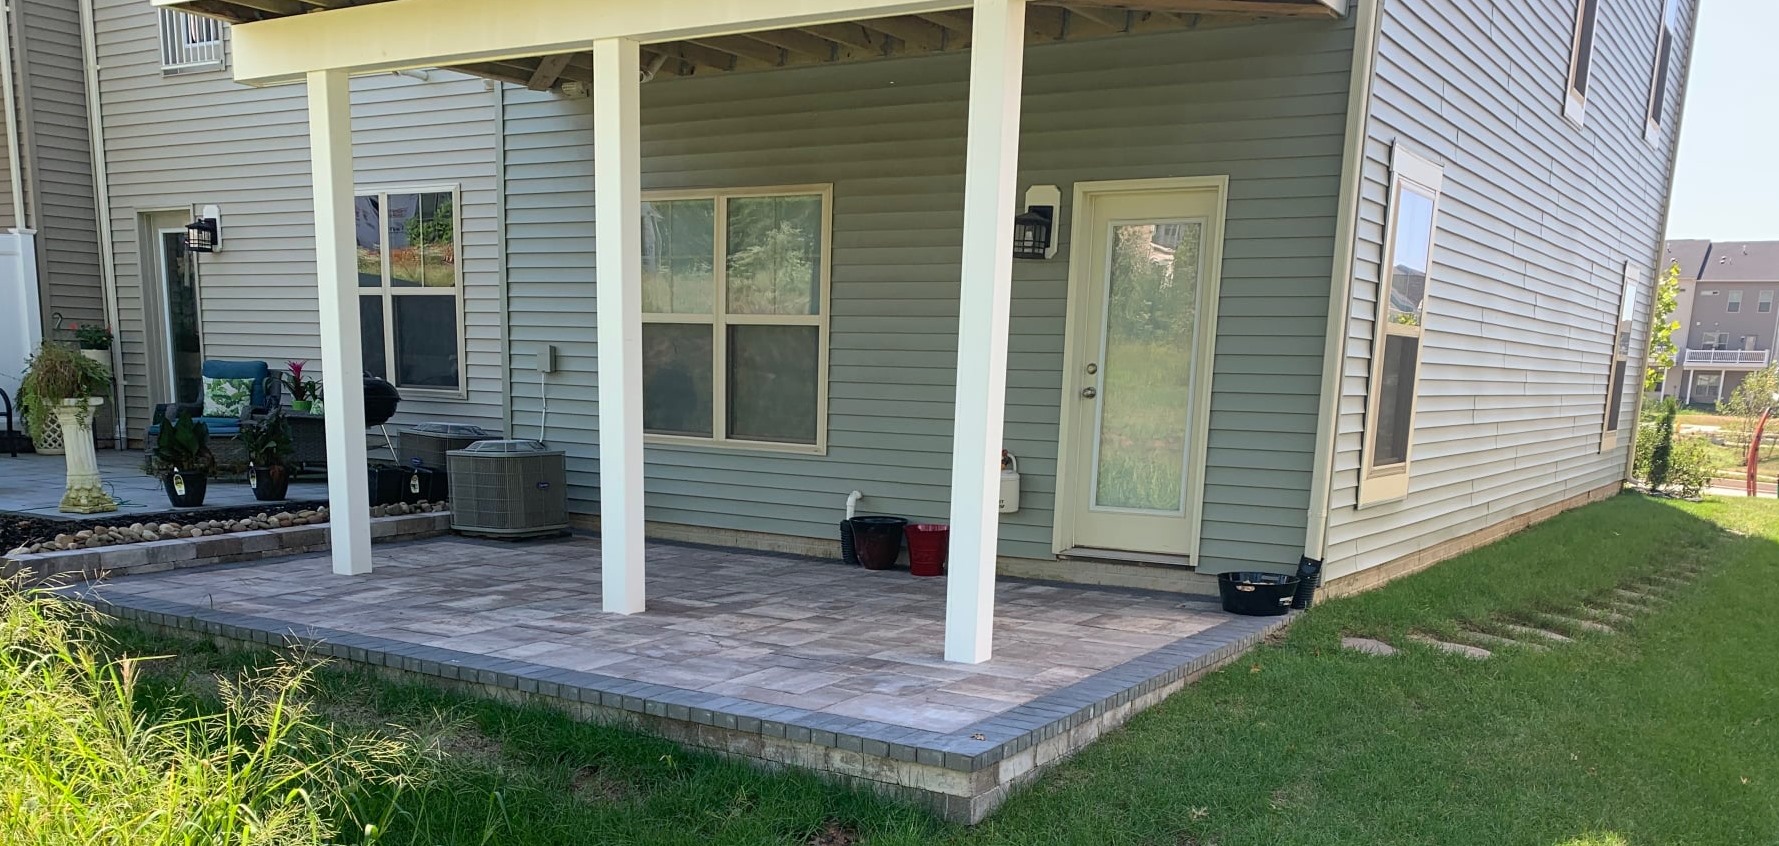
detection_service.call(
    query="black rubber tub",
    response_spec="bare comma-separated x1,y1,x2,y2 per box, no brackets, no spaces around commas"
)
1217,571,1301,617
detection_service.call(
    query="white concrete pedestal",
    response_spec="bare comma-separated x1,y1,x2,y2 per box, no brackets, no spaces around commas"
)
55,398,117,514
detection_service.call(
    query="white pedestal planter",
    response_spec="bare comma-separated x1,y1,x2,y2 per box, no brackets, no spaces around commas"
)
55,397,117,514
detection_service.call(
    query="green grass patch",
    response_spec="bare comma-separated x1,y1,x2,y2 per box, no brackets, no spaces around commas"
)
50,493,1779,845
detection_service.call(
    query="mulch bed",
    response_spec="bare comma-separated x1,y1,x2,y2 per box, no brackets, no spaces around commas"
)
1,501,328,554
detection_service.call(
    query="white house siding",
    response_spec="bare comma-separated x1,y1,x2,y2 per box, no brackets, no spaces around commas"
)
1324,0,1697,580
503,19,1357,572
12,0,106,331
92,0,504,440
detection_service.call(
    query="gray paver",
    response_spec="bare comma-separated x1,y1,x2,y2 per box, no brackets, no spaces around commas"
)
1340,636,1398,656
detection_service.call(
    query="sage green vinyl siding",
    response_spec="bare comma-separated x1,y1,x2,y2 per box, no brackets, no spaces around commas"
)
1325,0,1696,580
92,0,504,439
504,19,1356,571
10,0,105,330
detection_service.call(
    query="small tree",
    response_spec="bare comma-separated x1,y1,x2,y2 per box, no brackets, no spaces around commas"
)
1716,363,1779,459
1647,398,1678,489
1645,261,1681,392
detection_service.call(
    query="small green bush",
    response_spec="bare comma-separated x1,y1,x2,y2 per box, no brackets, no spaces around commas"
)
0,589,428,845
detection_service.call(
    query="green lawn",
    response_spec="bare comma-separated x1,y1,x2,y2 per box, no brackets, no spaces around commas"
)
94,493,1779,845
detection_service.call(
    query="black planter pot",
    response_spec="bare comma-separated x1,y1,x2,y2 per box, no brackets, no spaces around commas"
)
164,470,209,508
249,464,291,502
1217,571,1300,617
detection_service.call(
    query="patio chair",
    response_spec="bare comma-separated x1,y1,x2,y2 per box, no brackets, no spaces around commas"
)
143,359,284,472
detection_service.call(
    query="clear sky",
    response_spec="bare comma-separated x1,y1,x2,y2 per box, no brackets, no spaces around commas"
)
1665,0,1779,240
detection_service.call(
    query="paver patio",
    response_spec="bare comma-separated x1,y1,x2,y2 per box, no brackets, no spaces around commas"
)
75,534,1256,733
65,533,1286,820
0,450,328,518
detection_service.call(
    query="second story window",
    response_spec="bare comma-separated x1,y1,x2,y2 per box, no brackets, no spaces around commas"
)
1728,290,1743,313
1760,290,1773,313
1564,0,1601,126
1645,0,1680,141
159,9,227,73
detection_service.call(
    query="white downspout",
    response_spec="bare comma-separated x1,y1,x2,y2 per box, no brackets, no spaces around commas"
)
1302,0,1384,567
0,1,28,227
79,0,127,445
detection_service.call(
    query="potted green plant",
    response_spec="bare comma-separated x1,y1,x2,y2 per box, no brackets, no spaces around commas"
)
148,410,216,507
19,341,115,513
283,359,320,413
240,409,296,501
71,323,114,372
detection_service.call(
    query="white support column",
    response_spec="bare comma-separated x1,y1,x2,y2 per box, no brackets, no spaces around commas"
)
943,0,1026,665
307,69,373,576
593,37,647,615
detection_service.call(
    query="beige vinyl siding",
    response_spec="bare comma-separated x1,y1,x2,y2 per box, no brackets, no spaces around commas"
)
12,0,105,329
92,0,503,439
1324,0,1696,580
504,18,1356,571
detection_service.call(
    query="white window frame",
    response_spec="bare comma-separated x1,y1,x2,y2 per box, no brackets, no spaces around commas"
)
1359,144,1444,507
1644,0,1680,143
356,184,467,398
1601,263,1644,451
158,9,227,73
1728,290,1743,313
1701,331,1728,350
1760,290,1773,313
1563,0,1601,127
641,184,833,455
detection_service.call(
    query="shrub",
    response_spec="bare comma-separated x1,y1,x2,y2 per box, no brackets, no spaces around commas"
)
0,589,427,845
1635,399,1712,498
1664,436,1715,499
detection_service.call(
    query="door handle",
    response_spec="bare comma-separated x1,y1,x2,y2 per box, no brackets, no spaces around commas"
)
1080,387,1097,398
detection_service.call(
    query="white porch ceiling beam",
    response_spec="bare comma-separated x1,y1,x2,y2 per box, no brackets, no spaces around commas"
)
306,68,373,577
943,0,1025,665
593,38,647,616
226,0,971,84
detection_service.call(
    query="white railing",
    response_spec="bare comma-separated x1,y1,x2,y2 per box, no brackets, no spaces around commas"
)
1683,348,1771,367
159,9,226,72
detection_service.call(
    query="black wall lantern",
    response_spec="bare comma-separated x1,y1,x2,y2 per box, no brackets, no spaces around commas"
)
1013,185,1061,260
184,204,222,253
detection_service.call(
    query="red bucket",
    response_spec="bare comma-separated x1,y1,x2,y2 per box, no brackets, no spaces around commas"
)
905,524,949,577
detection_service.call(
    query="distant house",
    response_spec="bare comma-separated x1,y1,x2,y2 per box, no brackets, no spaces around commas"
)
1660,240,1779,405
10,0,1698,660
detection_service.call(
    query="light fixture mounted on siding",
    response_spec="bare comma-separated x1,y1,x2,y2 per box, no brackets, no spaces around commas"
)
1013,185,1061,260
185,204,222,253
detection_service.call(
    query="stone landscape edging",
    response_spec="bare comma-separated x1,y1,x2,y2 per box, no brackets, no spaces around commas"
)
2,511,451,585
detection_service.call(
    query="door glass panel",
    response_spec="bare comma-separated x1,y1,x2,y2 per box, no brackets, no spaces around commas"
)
1092,220,1201,513
161,232,203,403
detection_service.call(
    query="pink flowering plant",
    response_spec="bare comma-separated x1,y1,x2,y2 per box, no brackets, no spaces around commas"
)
282,359,320,403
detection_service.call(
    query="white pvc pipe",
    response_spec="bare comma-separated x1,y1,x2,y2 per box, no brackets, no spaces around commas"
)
844,490,862,520
0,3,28,227
79,0,128,445
1300,0,1383,567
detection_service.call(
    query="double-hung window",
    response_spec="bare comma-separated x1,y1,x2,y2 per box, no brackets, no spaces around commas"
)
1359,144,1444,506
1644,0,1681,141
158,9,226,73
1563,0,1602,126
355,188,464,394
1728,290,1743,313
1602,263,1643,450
1760,290,1773,313
640,186,831,452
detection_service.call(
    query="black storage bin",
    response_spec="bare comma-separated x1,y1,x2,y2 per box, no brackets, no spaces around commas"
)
1217,571,1301,617
405,466,447,503
847,516,907,571
368,464,408,506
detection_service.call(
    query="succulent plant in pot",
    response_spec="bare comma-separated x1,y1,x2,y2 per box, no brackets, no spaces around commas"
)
147,409,216,508
240,409,297,501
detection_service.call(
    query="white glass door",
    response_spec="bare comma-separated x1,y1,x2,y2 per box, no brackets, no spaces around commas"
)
1060,184,1223,557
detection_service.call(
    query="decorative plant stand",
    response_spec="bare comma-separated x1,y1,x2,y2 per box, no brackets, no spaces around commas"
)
56,398,117,514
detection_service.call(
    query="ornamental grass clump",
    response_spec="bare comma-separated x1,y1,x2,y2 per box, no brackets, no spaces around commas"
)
0,589,429,845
